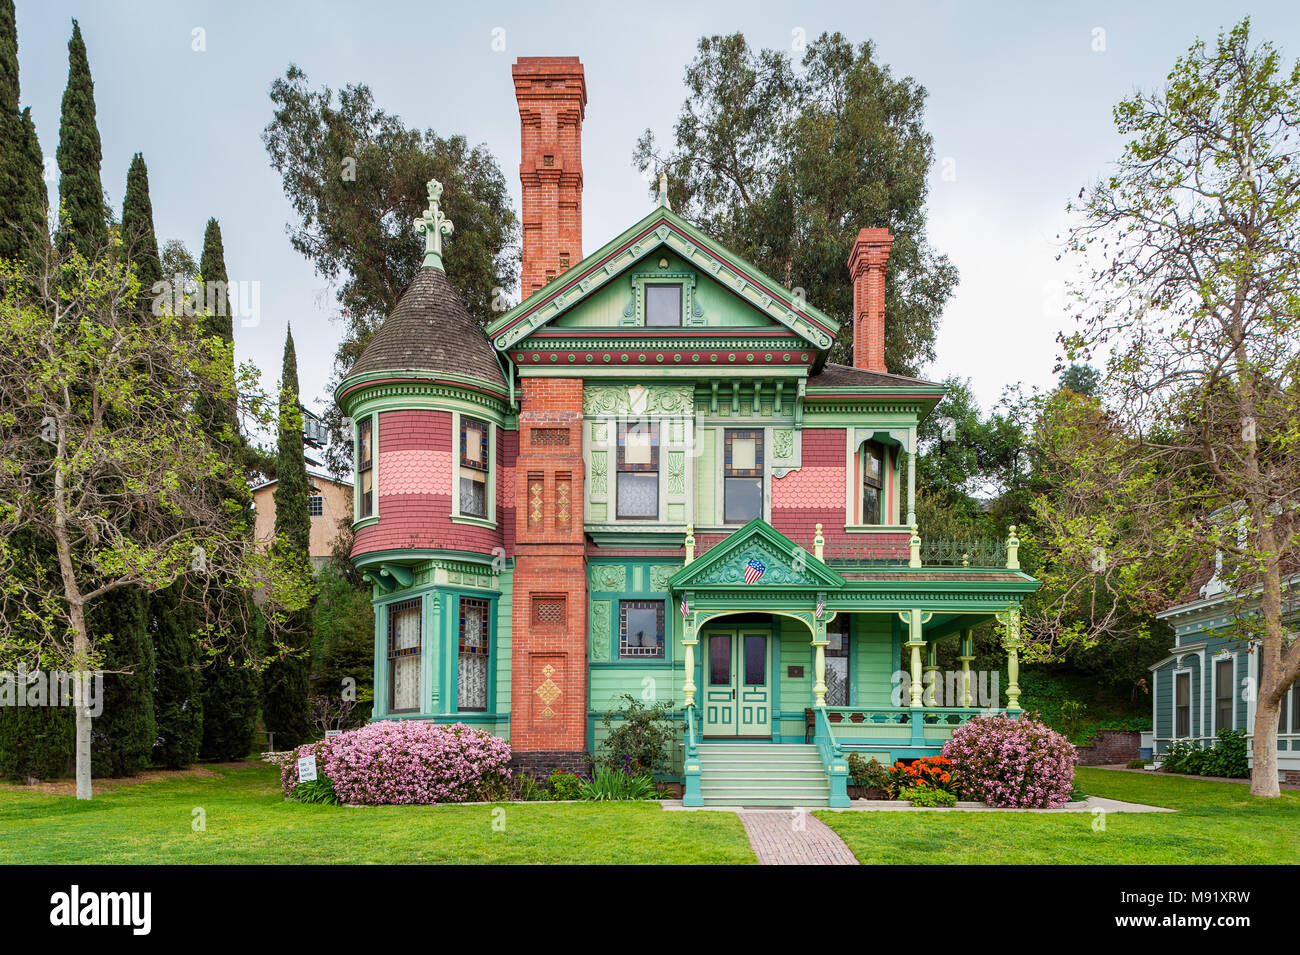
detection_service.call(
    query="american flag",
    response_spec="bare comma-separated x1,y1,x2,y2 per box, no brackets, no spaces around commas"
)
679,594,689,618
816,593,824,619
744,557,766,585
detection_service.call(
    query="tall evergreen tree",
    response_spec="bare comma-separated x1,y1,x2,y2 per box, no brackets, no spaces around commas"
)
0,0,47,260
55,19,105,257
151,584,203,769
120,153,161,289
87,587,154,776
261,327,313,748
193,217,262,761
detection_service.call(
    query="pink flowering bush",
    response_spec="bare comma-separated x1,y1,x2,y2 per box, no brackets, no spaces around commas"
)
940,714,1076,808
280,720,512,805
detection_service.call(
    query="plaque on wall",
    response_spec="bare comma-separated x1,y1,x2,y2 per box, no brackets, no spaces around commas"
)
788,666,804,678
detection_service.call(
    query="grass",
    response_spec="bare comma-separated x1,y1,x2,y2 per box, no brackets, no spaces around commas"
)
0,761,755,865
816,767,1300,864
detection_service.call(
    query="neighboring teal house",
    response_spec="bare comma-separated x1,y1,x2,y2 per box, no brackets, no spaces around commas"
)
1152,560,1300,784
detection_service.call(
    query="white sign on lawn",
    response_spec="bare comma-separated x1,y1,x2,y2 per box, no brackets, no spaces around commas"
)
297,755,318,783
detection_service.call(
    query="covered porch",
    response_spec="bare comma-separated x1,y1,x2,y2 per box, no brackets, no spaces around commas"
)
667,519,1040,807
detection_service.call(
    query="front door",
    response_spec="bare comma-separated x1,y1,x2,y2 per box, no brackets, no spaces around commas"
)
702,627,771,737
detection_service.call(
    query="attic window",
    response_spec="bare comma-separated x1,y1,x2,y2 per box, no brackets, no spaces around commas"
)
645,284,682,327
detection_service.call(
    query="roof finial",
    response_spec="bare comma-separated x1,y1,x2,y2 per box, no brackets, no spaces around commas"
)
657,170,671,210
415,178,454,271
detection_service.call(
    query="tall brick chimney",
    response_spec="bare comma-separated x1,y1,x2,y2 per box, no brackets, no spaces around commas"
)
847,227,894,373
512,57,586,297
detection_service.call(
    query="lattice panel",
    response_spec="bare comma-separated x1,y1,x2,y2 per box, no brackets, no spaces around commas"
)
531,427,570,447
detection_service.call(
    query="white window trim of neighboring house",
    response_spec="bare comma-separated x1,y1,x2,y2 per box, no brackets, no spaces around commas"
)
353,413,379,530
1173,666,1194,741
1211,648,1237,734
1245,640,1300,744
450,410,496,529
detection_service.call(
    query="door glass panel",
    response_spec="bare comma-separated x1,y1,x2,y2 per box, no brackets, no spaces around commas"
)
709,635,730,685
743,635,766,686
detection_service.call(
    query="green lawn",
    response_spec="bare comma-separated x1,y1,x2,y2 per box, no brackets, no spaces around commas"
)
817,767,1300,864
0,762,755,864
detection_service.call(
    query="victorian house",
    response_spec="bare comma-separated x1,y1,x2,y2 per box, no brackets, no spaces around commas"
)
336,56,1039,807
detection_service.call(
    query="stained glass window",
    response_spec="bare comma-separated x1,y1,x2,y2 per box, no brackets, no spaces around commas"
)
387,598,421,713
460,417,489,519
619,600,665,658
458,598,490,712
617,422,659,520
724,429,763,524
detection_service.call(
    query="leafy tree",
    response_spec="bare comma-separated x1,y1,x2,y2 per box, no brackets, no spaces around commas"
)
1057,363,1100,399
261,327,314,748
262,65,519,472
634,33,957,374
0,241,309,799
1039,18,1300,796
55,19,106,256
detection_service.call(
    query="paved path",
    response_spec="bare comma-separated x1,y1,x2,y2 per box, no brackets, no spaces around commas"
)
738,809,859,865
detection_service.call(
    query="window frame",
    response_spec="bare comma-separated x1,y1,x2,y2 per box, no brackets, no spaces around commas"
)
618,599,666,660
861,441,886,525
308,492,324,517
355,415,376,522
456,595,492,713
451,411,496,527
722,428,765,525
644,282,684,327
1214,656,1234,732
386,597,422,714
616,421,661,521
1174,670,1191,738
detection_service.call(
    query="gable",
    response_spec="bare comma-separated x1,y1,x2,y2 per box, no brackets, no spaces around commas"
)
488,207,841,355
670,518,845,591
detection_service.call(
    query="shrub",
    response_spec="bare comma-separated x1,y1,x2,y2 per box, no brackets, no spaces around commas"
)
941,714,1076,808
1126,759,1149,769
578,767,658,801
280,720,511,805
901,785,957,808
1161,739,1207,775
510,772,546,801
288,774,339,804
846,753,890,795
546,769,585,800
597,694,676,776
1162,730,1247,778
0,704,74,780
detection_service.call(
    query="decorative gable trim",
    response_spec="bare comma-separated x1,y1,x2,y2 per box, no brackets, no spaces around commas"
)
487,209,841,352
669,518,845,591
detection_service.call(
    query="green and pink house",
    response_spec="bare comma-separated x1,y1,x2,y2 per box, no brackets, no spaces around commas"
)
335,56,1039,807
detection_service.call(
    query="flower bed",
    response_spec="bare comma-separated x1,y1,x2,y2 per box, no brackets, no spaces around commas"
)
280,721,512,805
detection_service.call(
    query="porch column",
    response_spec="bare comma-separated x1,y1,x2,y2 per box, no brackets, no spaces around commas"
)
900,609,930,708
997,608,1023,712
958,629,974,707
682,601,697,708
812,607,828,707
923,641,941,706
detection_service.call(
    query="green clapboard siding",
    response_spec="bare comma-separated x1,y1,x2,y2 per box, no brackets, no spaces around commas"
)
694,428,717,526
495,568,513,716
853,613,896,707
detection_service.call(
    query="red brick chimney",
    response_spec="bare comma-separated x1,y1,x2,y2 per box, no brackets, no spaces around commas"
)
846,227,894,372
512,57,586,297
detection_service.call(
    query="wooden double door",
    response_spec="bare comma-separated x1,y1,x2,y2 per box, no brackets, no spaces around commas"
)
701,626,772,737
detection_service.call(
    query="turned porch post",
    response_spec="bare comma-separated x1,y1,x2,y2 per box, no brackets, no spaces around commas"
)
923,640,941,706
900,609,931,708
958,629,975,707
997,608,1023,712
812,606,829,707
682,599,697,708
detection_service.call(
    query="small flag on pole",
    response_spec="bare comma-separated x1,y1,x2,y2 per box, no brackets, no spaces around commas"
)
680,594,689,618
816,593,824,620
744,557,766,585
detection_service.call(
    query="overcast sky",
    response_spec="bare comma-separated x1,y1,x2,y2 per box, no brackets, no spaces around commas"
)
14,0,1299,430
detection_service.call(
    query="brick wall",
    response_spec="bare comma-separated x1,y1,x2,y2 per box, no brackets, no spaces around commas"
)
1074,730,1142,766
510,377,588,754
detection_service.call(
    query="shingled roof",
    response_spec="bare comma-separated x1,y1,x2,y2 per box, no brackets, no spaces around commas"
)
347,267,508,392
806,362,942,389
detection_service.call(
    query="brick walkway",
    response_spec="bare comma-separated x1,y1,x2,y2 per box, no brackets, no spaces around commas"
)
738,810,859,865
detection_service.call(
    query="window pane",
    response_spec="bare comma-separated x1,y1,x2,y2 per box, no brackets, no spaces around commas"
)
359,468,374,518
625,430,652,465
460,468,487,517
464,426,483,463
724,477,762,523
309,495,324,517
862,485,881,524
731,438,756,471
743,635,766,685
617,472,658,519
388,600,421,712
620,602,664,658
358,419,372,466
645,284,682,326
709,635,730,685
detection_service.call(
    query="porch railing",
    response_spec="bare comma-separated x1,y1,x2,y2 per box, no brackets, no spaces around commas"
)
824,706,992,726
811,708,851,808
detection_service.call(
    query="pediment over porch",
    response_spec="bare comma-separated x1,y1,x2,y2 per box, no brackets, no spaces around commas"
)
668,518,845,592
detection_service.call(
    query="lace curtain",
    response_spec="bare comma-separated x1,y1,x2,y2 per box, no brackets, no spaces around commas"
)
459,602,488,711
390,603,421,711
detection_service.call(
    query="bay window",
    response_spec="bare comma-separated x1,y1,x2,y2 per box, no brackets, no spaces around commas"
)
387,598,421,713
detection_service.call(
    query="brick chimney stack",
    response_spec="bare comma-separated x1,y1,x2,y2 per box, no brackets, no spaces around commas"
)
846,227,894,373
512,57,586,297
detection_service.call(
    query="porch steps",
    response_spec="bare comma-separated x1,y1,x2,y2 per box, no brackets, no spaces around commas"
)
695,742,831,807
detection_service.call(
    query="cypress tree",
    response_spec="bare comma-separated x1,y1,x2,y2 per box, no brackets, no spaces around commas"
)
88,588,155,777
0,0,47,261
120,153,161,290
151,584,203,769
261,327,313,749
193,217,262,761
55,19,105,257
